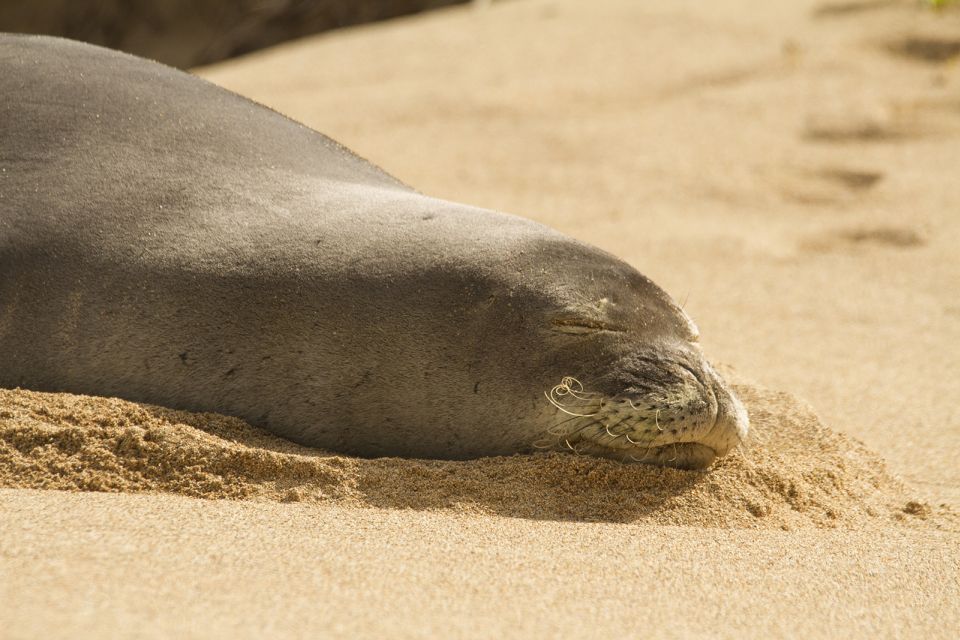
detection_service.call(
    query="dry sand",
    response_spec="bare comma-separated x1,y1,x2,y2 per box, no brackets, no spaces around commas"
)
2,0,959,637
0,381,942,529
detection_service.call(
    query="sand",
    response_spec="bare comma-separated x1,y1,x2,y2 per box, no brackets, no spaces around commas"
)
2,0,959,637
0,381,944,529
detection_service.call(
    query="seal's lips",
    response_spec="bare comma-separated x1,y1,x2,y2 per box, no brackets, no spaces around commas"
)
584,441,717,470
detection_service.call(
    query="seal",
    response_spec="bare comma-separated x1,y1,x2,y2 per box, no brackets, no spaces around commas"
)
0,35,748,469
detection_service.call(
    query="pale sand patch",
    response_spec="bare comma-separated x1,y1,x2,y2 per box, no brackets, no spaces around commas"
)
2,489,958,639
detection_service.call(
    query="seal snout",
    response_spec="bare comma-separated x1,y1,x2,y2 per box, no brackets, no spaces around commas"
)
541,354,749,469
670,358,749,462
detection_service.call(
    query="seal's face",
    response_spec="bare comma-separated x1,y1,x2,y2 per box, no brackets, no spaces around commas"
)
530,246,748,470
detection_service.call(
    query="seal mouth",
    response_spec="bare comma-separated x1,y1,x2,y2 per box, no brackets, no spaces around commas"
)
620,442,717,470
567,436,718,470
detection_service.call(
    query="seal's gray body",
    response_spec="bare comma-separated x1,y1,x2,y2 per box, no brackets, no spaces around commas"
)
0,35,746,466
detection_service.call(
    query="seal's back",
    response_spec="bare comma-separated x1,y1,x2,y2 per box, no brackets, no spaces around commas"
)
0,33,405,247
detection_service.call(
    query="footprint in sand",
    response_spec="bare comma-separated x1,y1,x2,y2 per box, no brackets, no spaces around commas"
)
816,168,885,190
802,114,915,142
885,36,960,64
773,167,884,205
800,225,926,253
811,1,897,19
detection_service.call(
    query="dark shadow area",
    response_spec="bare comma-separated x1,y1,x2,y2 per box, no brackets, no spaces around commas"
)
131,404,712,524
0,0,471,68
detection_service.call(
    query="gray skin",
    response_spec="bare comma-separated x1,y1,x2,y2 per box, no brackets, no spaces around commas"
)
0,34,747,469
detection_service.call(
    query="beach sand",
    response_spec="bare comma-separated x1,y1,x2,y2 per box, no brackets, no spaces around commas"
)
2,0,959,637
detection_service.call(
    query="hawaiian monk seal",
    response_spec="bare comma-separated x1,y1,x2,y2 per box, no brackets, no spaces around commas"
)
0,35,747,469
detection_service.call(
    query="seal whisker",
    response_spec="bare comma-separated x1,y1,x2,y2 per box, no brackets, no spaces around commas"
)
602,417,635,442
562,419,605,441
628,447,655,463
544,390,598,417
546,418,602,450
555,376,602,402
549,413,590,429
549,377,603,402
547,414,600,438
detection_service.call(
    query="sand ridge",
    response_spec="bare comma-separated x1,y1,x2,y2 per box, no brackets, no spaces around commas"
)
0,379,944,530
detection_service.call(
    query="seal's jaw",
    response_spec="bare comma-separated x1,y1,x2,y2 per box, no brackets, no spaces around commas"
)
578,440,718,470
646,442,718,470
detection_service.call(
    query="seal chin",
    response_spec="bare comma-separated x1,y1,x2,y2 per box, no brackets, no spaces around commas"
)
579,439,717,469
637,442,718,470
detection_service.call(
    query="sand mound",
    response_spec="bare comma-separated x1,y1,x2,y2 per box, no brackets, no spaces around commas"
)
0,379,938,529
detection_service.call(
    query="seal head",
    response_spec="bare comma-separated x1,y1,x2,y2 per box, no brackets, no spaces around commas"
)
511,239,749,469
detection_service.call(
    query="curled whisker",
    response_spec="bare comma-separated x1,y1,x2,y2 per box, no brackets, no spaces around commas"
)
548,415,601,438
545,377,606,417
544,390,598,417
553,376,600,402
555,376,602,402
641,441,656,461
564,438,587,456
600,416,630,439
